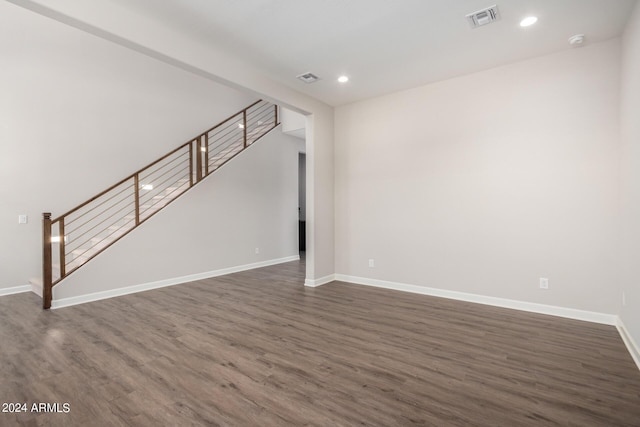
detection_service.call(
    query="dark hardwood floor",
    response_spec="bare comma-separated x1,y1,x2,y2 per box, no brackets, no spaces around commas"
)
1,259,639,426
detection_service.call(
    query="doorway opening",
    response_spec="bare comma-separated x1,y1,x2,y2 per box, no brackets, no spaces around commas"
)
298,152,306,254
280,107,307,257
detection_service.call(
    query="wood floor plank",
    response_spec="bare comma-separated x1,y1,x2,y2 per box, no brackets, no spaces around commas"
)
1,258,639,426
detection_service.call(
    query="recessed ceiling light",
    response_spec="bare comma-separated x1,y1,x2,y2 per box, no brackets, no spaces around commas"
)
520,16,538,27
338,75,349,83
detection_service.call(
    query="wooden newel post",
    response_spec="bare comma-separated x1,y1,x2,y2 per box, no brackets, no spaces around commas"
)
274,104,278,125
42,212,52,310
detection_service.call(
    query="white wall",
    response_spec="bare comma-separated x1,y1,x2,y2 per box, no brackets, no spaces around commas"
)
0,1,256,290
54,129,299,300
620,2,640,349
335,39,622,315
7,0,335,285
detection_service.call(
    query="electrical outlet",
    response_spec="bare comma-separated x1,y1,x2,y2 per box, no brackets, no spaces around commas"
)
539,277,549,289
18,214,28,224
255,247,260,254
368,259,375,268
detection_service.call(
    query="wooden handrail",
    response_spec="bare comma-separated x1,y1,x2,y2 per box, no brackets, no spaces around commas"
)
42,99,279,308
52,102,265,223
52,141,191,222
202,99,262,136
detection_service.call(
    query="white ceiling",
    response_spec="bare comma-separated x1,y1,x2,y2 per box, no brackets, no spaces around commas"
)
108,0,637,106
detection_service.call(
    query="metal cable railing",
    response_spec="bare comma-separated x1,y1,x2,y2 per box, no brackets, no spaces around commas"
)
42,100,279,308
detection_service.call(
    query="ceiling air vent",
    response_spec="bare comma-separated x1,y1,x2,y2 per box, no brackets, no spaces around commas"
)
297,72,320,84
466,5,500,28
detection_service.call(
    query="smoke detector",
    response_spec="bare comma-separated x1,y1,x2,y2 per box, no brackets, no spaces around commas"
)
568,34,585,47
466,5,501,28
297,72,320,84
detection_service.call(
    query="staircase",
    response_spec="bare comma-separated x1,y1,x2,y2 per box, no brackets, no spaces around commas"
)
39,100,279,309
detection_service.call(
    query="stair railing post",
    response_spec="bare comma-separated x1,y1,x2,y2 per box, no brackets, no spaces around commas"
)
134,173,140,226
42,212,52,310
274,104,278,126
196,137,203,182
59,218,66,277
189,140,194,187
204,133,209,177
243,110,248,148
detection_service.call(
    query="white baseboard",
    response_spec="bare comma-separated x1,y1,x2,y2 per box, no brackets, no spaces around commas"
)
616,317,640,371
334,274,617,325
31,281,43,297
28,278,43,297
51,255,300,309
304,274,335,287
0,284,32,296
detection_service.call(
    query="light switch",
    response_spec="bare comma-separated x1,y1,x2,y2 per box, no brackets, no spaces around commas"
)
18,214,28,224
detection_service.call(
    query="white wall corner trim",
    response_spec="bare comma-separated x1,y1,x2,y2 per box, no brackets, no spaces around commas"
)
304,274,335,287
51,255,299,309
616,318,640,371
0,284,32,296
334,274,618,326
